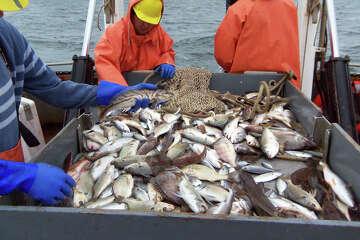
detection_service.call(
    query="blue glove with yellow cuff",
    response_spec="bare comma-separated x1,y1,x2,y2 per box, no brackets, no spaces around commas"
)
0,160,76,206
97,81,157,112
154,64,175,80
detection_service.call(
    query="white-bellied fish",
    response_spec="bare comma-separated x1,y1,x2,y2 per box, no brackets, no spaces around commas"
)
113,174,134,199
320,162,354,207
214,138,236,167
182,164,228,182
261,128,279,159
178,176,208,214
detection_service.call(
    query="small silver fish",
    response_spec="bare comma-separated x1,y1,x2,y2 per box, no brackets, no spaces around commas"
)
261,128,279,159
241,165,274,174
253,172,282,183
113,174,134,199
178,176,208,214
85,196,115,209
93,165,115,199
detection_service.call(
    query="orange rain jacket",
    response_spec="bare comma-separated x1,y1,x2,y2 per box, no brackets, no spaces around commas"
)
214,0,301,88
94,0,175,86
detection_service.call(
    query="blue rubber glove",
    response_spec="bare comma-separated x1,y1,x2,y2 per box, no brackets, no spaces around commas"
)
129,98,150,112
0,160,76,206
97,80,157,105
154,64,175,80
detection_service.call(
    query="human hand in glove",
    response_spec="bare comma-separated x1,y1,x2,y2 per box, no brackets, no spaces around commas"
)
97,81,157,111
154,63,175,80
0,160,76,206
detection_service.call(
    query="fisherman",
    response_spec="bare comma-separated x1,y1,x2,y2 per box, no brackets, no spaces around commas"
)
214,0,301,89
94,0,176,87
0,0,157,206
226,0,237,11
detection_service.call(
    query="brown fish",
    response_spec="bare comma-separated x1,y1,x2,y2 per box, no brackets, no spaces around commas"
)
230,169,278,217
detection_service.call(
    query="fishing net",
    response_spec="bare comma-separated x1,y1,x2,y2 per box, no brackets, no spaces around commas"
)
161,67,226,114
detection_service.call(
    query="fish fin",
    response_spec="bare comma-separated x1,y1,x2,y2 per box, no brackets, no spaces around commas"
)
279,144,285,153
174,191,183,199
311,189,317,197
62,152,73,172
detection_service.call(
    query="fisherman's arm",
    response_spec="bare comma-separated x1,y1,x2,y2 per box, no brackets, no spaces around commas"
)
0,159,75,206
94,28,128,86
154,26,176,80
214,7,244,72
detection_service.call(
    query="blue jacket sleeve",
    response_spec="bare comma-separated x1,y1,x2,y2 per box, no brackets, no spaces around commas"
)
22,54,98,109
0,159,36,195
17,35,98,108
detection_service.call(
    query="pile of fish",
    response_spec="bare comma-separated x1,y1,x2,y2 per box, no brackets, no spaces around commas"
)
66,95,356,221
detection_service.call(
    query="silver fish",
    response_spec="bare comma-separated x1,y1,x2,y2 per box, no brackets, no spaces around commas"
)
85,196,115,209
124,161,153,177
261,128,279,159
147,182,164,202
121,119,147,136
113,174,134,199
163,112,181,123
83,130,108,145
182,128,217,146
207,189,234,215
178,176,208,214
153,202,177,212
153,122,175,138
283,178,322,211
193,120,223,139
194,182,229,203
320,162,354,207
276,178,287,196
94,165,115,199
270,127,316,151
241,165,274,174
166,142,189,160
253,172,282,183
233,143,259,155
90,138,133,160
118,139,140,159
73,170,94,207
101,89,172,118
122,198,156,211
133,186,150,201
285,150,312,159
182,164,228,182
231,196,253,215
90,154,116,181
246,135,260,148
114,120,131,133
168,131,182,149
269,196,318,220
223,117,239,139
214,138,236,167
261,161,274,170
229,127,247,144
101,202,128,210
203,113,229,129
190,143,222,169
112,155,147,169
140,108,162,123
99,185,113,199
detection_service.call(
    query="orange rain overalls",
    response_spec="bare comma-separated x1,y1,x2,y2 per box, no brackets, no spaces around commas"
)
94,0,175,86
0,140,24,162
214,0,301,89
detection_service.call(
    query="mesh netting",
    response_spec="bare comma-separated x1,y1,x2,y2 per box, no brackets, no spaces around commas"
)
162,67,225,114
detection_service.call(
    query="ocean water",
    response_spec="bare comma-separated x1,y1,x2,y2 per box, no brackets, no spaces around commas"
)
4,0,360,72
